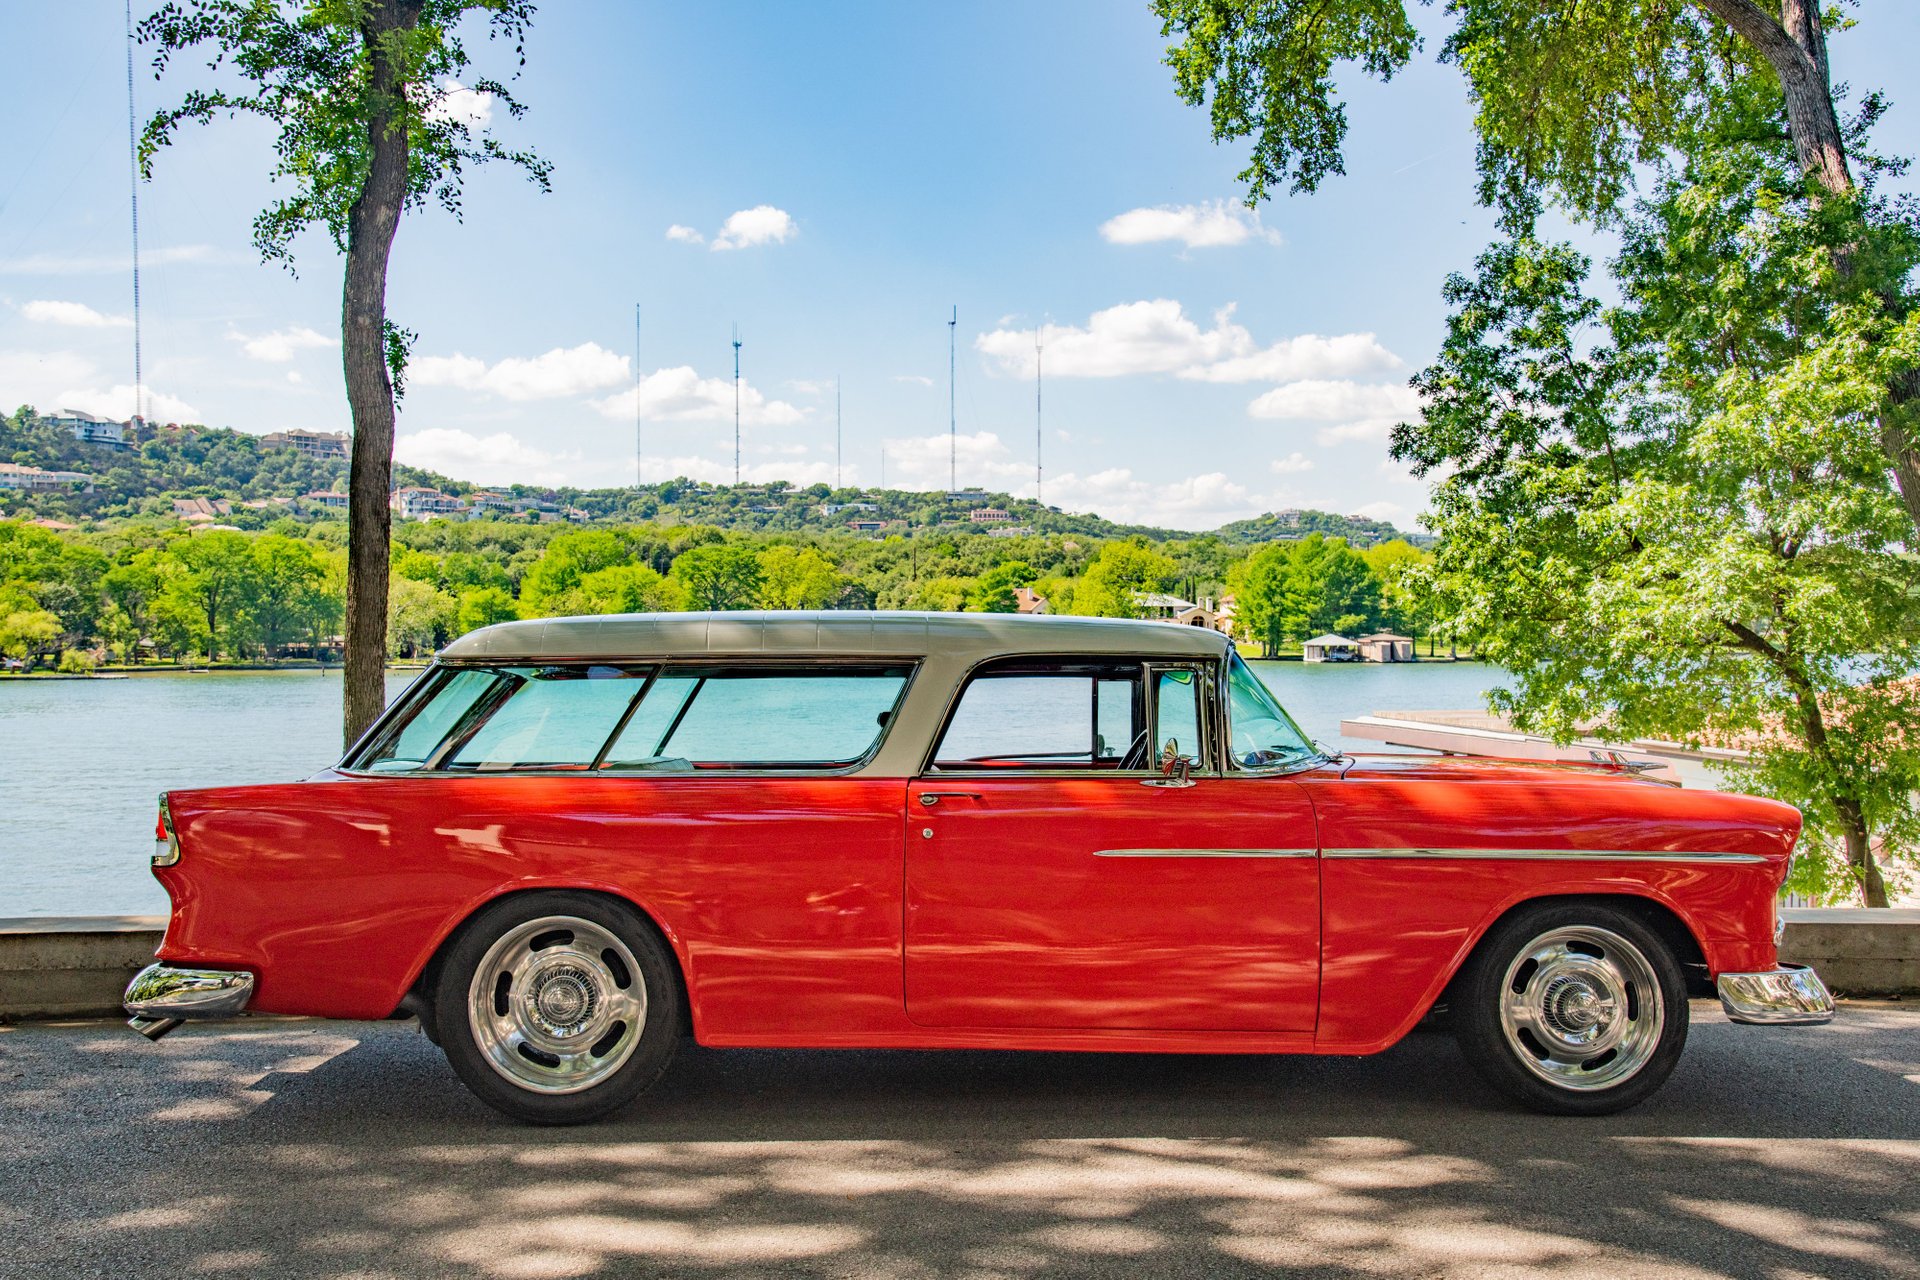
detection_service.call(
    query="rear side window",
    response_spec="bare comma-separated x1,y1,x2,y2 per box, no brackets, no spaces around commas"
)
353,663,910,773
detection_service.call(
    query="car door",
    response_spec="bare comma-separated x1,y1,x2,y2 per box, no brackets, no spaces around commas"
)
904,658,1320,1032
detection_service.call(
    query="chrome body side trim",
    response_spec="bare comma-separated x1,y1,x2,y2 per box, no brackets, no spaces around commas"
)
1716,964,1836,1025
124,962,255,1021
1322,847,1767,865
1095,847,1317,859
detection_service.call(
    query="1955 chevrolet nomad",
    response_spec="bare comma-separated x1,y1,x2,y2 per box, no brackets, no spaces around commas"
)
125,612,1833,1123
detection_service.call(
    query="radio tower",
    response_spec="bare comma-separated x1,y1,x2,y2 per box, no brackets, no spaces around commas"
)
645,305,652,491
947,305,957,492
633,304,642,488
124,0,145,427
731,324,742,486
835,376,842,490
1035,329,1044,503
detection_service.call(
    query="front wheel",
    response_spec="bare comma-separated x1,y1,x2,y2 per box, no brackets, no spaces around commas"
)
434,891,682,1124
1453,902,1688,1115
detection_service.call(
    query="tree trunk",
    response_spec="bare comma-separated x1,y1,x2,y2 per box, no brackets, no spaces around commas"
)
340,0,422,748
1837,797,1891,909
1695,0,1920,530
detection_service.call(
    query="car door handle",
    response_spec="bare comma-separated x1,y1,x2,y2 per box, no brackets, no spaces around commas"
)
918,791,983,806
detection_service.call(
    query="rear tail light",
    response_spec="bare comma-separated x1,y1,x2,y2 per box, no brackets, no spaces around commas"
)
154,793,181,867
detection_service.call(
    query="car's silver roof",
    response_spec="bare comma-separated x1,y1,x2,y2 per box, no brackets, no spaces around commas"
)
439,610,1232,663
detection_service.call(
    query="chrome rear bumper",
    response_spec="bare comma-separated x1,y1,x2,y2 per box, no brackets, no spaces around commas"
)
124,962,255,1041
1716,963,1835,1025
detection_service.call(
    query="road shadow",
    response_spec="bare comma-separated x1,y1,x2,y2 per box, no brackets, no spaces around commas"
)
2,1004,1916,1278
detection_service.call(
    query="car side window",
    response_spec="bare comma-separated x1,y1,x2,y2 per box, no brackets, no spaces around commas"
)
602,668,909,768
1154,668,1203,765
932,660,1145,770
353,663,910,774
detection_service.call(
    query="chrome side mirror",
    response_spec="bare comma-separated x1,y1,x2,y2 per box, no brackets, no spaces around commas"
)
1146,739,1195,788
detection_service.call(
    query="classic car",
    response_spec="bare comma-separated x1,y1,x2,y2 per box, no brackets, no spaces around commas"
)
124,612,1834,1123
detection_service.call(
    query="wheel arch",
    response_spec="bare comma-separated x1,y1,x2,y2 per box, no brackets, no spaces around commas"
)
392,885,698,1042
1437,892,1714,1019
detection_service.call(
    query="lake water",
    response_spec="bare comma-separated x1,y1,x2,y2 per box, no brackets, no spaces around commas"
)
0,660,1509,917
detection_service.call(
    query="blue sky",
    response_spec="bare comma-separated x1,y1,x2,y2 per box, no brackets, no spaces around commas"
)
5,2,1919,531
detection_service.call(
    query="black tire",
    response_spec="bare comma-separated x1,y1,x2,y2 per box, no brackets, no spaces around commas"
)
1453,901,1688,1116
433,890,682,1124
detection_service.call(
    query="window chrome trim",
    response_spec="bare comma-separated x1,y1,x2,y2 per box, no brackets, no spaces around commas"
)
1323,846,1766,865
1094,847,1316,859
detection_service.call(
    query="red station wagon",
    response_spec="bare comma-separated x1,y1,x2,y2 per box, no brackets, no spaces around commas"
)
125,613,1834,1123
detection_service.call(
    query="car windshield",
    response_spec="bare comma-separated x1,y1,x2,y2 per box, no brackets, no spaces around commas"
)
1225,651,1320,770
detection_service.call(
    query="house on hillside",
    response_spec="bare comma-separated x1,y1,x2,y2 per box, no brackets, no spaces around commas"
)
1303,633,1361,663
304,490,348,510
390,487,466,520
0,463,94,493
1013,586,1049,615
171,497,232,521
45,409,129,449
262,428,349,459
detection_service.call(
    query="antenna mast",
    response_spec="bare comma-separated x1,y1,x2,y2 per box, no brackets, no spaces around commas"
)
645,305,652,491
835,376,842,490
731,324,742,486
124,0,144,428
633,303,642,488
1035,328,1044,504
947,304,957,491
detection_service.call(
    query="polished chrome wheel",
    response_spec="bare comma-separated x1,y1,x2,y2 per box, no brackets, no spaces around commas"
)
466,914,647,1095
1497,925,1664,1091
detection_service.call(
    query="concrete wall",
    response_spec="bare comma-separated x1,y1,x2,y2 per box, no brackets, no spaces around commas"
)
1780,907,1920,997
0,910,1913,1022
0,916,165,1020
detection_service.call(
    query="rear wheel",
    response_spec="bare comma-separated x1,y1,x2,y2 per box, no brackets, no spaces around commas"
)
1454,902,1688,1115
434,891,681,1124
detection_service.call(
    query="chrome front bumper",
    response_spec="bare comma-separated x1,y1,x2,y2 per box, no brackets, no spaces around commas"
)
1716,963,1835,1026
124,962,255,1041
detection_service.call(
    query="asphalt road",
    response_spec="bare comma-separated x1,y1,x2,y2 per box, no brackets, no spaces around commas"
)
1,1002,1916,1280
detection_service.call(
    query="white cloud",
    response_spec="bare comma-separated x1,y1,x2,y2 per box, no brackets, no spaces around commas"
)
1313,419,1399,446
1047,467,1262,529
413,341,630,401
56,382,198,421
1247,379,1422,421
423,78,494,129
591,365,804,425
1181,332,1402,383
230,324,335,363
654,453,845,487
1099,201,1281,249
710,205,796,251
1270,452,1316,474
664,224,705,246
978,300,1253,379
21,300,131,328
397,427,575,487
875,429,1264,527
1353,500,1411,524
0,244,243,274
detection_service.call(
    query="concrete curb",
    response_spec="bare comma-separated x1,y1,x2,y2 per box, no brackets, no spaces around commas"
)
0,909,1913,1022
0,916,166,1020
1780,907,1920,997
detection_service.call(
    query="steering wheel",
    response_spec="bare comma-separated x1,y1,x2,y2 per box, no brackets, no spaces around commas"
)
1118,728,1152,771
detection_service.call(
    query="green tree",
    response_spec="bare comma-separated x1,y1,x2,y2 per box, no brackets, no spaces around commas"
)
1154,0,1920,533
566,564,683,615
669,544,763,611
455,585,519,634
1073,540,1178,617
757,545,840,610
1359,539,1429,640
518,530,631,612
251,534,329,655
969,560,1037,613
1400,127,1920,904
0,587,60,664
166,530,263,660
140,0,551,744
387,574,456,657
